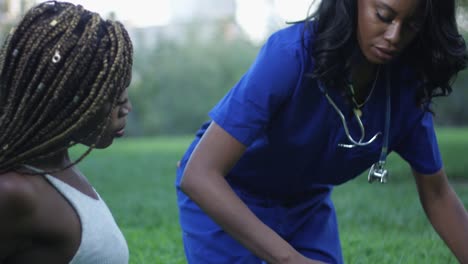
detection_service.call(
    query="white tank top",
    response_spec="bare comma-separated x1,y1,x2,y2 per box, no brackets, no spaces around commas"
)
25,165,129,264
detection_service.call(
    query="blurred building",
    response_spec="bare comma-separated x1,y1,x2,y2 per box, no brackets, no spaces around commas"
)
457,7,468,33
0,0,14,23
0,0,35,42
170,0,236,23
129,0,244,49
0,0,35,23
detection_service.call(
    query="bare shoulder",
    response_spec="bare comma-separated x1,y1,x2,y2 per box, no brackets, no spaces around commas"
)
0,171,37,220
0,172,38,259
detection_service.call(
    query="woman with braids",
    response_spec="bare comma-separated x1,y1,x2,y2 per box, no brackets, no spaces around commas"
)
0,1,132,263
176,0,468,263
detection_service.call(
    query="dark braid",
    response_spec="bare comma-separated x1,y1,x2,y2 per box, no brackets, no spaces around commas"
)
7,11,84,143
0,1,133,172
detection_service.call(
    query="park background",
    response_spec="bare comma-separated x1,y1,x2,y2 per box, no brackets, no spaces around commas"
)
1,0,468,263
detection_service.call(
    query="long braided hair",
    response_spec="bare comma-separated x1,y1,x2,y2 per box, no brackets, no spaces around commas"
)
0,1,133,173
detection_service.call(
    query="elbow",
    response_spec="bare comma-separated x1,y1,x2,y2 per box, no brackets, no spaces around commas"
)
180,164,223,198
180,169,192,195
180,165,201,196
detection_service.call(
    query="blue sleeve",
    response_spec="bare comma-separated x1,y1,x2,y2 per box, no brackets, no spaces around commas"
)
394,110,443,175
209,33,302,146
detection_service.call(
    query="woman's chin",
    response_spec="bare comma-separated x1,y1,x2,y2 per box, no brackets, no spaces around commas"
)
79,137,114,149
94,139,114,149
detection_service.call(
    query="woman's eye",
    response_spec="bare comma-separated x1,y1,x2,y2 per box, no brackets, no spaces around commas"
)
376,12,392,23
117,99,127,106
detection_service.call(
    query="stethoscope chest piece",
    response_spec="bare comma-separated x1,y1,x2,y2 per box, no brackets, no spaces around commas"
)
368,161,388,183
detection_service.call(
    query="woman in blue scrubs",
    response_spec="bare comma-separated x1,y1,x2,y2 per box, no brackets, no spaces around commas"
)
176,0,468,263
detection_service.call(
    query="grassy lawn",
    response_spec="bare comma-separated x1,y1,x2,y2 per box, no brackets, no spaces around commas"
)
335,179,466,264
71,128,468,263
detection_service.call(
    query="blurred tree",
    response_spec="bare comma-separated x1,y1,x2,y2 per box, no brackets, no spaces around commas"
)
126,14,468,136
433,2,468,126
433,70,468,126
127,21,259,136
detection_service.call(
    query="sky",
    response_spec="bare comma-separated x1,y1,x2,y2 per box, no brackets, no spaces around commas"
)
37,0,317,41
237,0,316,41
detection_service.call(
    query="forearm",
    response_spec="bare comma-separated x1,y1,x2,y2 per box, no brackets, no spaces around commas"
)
420,185,468,263
180,171,299,264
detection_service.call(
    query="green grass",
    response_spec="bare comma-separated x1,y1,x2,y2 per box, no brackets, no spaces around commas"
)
335,179,466,263
70,128,468,263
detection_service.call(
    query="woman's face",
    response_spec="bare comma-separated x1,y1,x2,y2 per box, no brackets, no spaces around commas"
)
356,0,425,64
78,88,132,149
98,88,132,148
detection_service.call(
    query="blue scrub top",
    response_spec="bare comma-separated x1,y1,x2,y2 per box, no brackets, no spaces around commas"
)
177,22,442,200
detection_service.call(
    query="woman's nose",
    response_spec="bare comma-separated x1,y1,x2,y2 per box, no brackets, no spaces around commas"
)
119,100,132,116
384,22,402,46
126,100,133,113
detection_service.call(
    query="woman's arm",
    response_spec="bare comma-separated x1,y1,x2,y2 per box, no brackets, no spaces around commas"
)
180,121,322,264
413,169,468,263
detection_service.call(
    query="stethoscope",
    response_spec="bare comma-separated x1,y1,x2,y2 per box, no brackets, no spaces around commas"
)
318,67,391,183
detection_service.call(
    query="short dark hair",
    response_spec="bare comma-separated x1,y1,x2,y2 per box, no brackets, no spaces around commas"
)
0,1,133,172
306,0,468,105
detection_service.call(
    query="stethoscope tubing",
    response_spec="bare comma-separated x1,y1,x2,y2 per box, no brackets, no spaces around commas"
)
318,67,390,161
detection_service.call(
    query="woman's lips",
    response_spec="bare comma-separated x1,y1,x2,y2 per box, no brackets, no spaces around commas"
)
115,127,125,137
374,46,396,61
